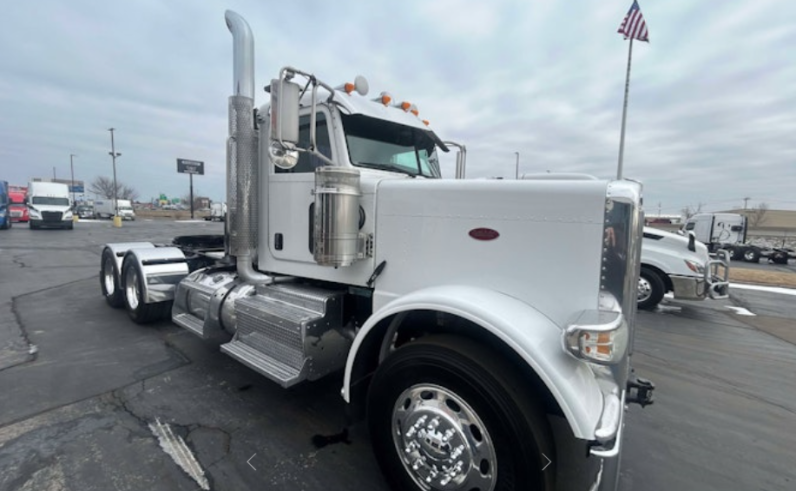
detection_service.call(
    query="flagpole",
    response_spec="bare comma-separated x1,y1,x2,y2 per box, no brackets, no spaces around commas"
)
616,38,634,180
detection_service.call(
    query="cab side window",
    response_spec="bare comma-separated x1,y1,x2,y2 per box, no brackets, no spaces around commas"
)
275,112,332,173
685,222,696,231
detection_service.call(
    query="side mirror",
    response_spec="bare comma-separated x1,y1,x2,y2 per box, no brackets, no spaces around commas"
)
270,78,300,145
687,231,696,252
269,78,300,169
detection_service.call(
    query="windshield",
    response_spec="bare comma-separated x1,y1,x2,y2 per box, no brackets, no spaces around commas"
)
31,196,69,206
77,206,92,212
119,206,133,211
341,114,441,178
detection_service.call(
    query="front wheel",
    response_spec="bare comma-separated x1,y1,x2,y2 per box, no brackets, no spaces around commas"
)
368,336,554,491
743,248,760,263
638,267,665,310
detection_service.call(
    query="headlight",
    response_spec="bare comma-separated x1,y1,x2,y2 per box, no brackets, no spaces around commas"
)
684,260,705,275
63,211,73,219
28,208,41,218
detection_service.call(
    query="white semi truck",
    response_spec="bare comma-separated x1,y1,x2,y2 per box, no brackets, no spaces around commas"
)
682,213,792,264
94,198,135,220
639,227,729,310
98,11,654,491
27,181,74,230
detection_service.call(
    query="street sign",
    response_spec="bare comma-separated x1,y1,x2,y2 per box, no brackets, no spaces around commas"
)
69,185,84,193
177,159,204,175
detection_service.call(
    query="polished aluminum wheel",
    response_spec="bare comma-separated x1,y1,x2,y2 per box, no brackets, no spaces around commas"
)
393,384,497,491
103,256,116,296
637,276,652,302
125,267,140,310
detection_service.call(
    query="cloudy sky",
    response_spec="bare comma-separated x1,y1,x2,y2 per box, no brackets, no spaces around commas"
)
1,0,794,214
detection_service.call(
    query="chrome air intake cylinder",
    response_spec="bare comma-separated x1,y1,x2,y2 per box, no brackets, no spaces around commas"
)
313,167,362,267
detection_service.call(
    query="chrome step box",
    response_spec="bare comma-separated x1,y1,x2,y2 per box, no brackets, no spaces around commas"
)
220,283,350,388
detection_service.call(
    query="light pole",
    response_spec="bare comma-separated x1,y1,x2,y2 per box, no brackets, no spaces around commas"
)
108,128,122,219
514,152,520,179
70,154,77,205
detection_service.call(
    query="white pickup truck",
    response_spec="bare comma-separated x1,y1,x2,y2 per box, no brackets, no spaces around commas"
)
639,227,730,310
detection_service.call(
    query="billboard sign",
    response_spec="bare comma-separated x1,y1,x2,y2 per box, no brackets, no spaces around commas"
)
177,159,204,175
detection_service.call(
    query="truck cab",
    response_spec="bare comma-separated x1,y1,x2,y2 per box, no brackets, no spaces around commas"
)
8,187,28,223
26,181,73,230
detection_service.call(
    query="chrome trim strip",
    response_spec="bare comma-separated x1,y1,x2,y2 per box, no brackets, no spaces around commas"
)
590,390,626,458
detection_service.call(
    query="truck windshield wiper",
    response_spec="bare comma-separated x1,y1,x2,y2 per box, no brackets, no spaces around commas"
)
356,162,417,178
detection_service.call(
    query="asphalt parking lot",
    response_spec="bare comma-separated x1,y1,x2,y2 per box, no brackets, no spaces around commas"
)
1,220,795,491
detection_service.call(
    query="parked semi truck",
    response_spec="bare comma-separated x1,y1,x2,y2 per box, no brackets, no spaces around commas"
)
0,181,10,230
639,227,729,310
8,185,29,223
27,181,73,230
94,198,135,220
204,202,226,222
98,11,654,491
682,213,792,264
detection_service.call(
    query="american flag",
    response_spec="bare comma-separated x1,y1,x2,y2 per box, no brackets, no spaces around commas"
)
617,1,649,42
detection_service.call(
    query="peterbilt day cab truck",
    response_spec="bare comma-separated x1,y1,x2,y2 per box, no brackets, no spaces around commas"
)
639,227,729,310
26,181,73,230
98,11,653,491
682,212,792,264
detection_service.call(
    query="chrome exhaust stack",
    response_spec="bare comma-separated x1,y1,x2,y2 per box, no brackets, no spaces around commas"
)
225,10,270,283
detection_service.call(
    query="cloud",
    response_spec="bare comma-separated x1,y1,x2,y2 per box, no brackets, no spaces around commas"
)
0,0,793,212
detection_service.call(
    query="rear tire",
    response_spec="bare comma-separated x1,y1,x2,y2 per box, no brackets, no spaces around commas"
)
121,258,171,324
725,246,740,261
368,335,555,491
100,248,124,308
638,267,665,310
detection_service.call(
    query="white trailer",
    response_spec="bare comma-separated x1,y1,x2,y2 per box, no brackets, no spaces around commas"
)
94,199,135,220
682,213,791,264
97,11,654,490
639,227,729,310
26,181,73,230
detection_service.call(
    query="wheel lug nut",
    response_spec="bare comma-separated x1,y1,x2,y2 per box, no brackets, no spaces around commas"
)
440,475,452,486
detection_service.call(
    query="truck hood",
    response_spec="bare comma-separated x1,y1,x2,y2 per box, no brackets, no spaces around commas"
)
642,227,710,273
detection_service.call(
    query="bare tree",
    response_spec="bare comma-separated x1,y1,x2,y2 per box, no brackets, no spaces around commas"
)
89,176,140,201
747,202,769,227
681,202,703,220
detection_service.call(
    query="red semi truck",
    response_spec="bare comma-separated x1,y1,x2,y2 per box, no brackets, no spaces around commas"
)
8,185,29,223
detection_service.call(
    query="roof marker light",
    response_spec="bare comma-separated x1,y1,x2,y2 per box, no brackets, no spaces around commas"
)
372,91,392,106
399,101,412,112
422,120,430,126
409,104,419,116
336,75,370,96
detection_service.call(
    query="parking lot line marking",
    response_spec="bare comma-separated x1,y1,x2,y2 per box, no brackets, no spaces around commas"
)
725,306,756,316
247,453,257,471
148,418,210,490
730,283,796,296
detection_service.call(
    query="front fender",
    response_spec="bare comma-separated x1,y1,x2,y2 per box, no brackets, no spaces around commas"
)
343,285,604,440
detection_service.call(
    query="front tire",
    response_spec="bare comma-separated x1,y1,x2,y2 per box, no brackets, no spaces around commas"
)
121,258,170,324
100,248,124,308
638,267,665,310
743,248,760,263
368,335,554,491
